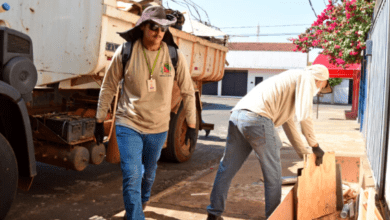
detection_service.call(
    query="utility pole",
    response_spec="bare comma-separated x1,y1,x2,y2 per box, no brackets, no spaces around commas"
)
257,23,260,42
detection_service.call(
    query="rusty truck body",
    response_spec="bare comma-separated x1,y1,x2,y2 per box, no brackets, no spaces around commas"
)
0,0,228,218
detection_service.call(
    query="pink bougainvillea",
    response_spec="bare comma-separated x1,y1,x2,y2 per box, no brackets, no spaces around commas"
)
336,58,345,65
290,0,375,68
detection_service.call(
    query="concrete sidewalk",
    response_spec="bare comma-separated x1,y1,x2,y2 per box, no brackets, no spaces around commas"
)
112,104,375,220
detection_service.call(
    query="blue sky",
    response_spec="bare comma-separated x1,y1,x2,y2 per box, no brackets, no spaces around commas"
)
164,0,329,62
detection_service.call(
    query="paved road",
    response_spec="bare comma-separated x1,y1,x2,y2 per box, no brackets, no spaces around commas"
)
6,95,239,220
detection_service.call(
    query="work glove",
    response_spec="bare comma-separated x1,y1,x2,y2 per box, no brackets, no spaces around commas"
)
94,121,105,145
185,127,197,147
312,145,325,166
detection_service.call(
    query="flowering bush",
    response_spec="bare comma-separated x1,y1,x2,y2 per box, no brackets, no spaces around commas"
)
289,0,375,68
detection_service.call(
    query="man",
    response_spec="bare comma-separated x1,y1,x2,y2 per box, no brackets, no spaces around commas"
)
94,6,197,220
206,64,330,219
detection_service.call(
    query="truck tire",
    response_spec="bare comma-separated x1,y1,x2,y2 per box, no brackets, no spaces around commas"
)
162,103,199,163
0,133,18,220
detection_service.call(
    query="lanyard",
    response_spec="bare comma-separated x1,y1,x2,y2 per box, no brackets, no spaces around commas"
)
142,45,161,79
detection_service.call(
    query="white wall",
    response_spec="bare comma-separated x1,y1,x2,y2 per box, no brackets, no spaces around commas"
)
221,49,308,96
226,51,308,69
247,69,284,92
315,79,351,104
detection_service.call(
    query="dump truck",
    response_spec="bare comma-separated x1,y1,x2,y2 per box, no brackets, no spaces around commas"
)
0,0,228,218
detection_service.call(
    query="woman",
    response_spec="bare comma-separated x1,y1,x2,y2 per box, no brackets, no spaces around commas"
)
94,6,197,220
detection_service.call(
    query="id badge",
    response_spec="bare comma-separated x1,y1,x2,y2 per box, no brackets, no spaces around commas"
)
147,79,156,92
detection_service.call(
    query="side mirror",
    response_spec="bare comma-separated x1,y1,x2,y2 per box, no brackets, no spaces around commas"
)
319,80,332,94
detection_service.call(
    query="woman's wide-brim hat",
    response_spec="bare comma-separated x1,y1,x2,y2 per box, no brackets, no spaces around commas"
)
135,5,177,26
117,5,178,48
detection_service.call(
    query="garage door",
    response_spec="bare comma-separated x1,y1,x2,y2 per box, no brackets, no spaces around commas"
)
202,81,218,95
222,71,248,96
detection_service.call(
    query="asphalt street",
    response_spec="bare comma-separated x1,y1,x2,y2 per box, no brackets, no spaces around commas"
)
6,95,239,220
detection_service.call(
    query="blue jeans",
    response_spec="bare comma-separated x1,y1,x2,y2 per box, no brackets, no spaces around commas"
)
207,110,282,218
116,125,167,220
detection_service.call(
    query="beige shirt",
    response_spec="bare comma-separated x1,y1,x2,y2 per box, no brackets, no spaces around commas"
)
96,39,196,134
232,69,318,158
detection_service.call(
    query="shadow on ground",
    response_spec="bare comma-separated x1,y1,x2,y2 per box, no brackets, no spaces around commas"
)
144,211,181,220
202,102,234,111
198,135,226,142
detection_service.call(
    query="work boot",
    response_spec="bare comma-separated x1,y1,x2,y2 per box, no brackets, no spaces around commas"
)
142,202,148,210
207,213,224,220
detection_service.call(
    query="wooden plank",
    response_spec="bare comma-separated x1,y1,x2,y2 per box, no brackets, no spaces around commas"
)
364,188,383,220
315,212,337,219
335,156,361,183
314,212,349,220
363,204,383,220
297,152,337,219
268,187,294,220
357,188,367,220
336,164,344,211
376,204,384,220
365,188,376,220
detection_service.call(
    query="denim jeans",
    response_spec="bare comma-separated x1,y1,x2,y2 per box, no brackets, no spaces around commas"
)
116,125,167,220
207,110,282,218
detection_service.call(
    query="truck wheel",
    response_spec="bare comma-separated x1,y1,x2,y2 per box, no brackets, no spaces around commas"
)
0,133,18,220
162,103,200,163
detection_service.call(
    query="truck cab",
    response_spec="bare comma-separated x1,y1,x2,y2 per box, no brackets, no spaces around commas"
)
0,26,37,220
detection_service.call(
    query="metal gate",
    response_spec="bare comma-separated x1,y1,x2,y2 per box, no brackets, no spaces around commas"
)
221,71,248,96
202,81,218,95
364,0,390,202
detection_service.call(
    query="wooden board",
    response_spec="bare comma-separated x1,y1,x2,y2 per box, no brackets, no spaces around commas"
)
336,164,344,211
297,152,337,219
335,157,361,183
366,188,376,220
314,212,348,219
361,189,383,220
268,187,294,220
357,188,367,220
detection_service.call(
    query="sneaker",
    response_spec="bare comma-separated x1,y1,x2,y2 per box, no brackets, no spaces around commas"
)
207,213,224,220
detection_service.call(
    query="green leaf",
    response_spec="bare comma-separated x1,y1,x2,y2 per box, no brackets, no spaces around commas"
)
328,78,343,87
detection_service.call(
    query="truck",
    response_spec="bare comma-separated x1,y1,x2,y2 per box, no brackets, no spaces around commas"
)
0,0,228,219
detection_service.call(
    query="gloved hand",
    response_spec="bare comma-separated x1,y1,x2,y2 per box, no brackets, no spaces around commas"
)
94,121,105,145
185,127,197,147
312,145,325,166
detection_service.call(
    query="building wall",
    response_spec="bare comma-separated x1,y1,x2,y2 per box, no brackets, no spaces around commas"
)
315,79,351,104
360,0,390,205
247,69,285,92
216,47,308,97
226,51,308,69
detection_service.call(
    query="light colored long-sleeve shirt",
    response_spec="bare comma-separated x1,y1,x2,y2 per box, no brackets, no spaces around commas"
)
232,69,319,157
96,39,196,134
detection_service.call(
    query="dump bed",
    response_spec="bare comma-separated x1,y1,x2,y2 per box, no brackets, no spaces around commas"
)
0,0,228,87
